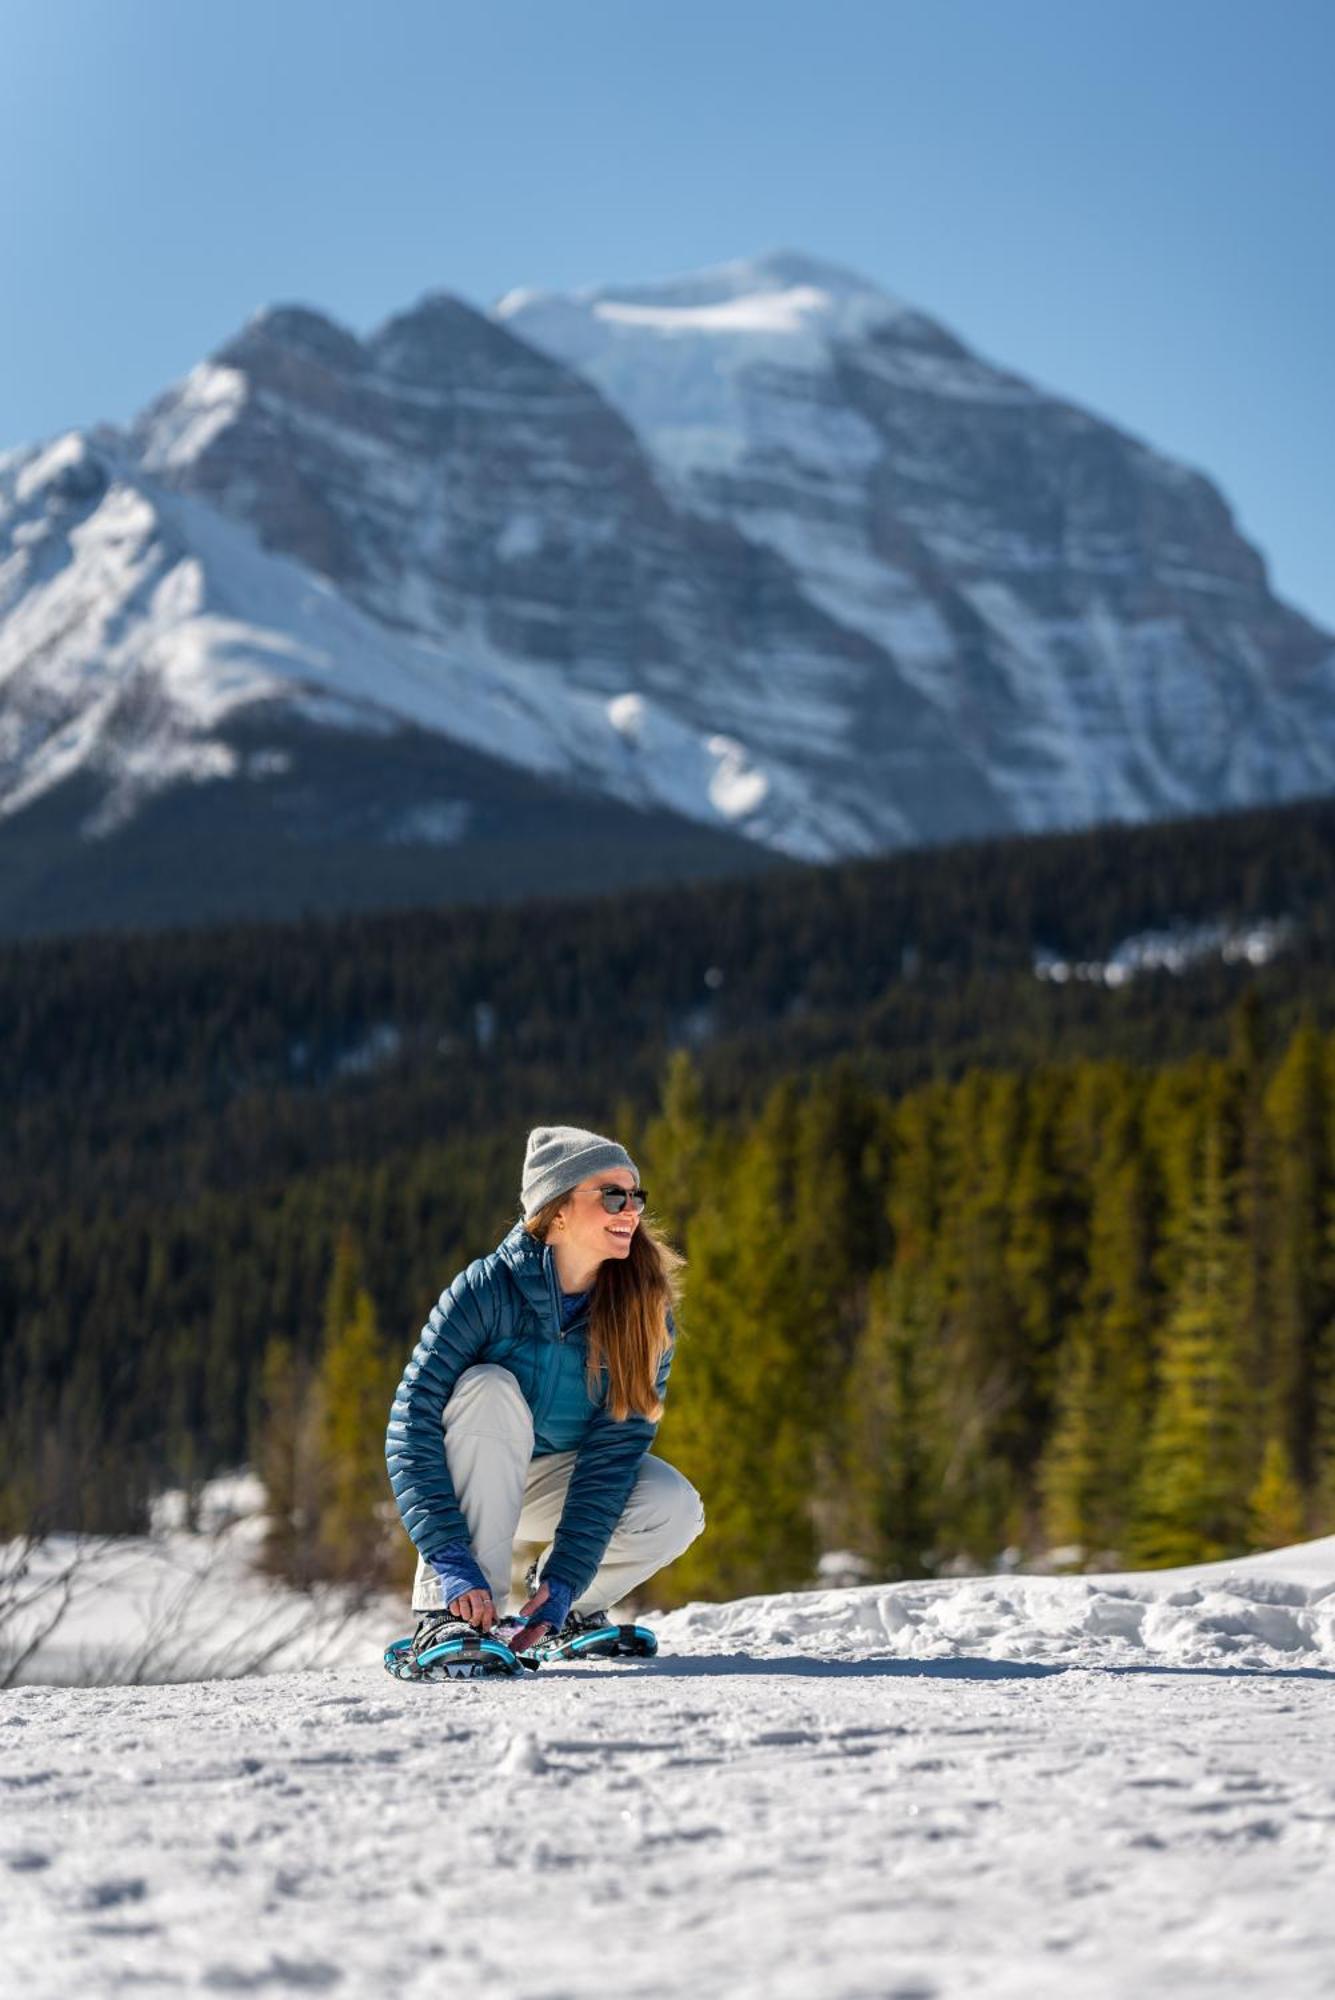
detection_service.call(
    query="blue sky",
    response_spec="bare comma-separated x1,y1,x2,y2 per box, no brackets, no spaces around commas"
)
4,0,1331,627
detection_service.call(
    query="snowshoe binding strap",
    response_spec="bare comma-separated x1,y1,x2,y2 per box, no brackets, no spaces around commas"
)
520,1620,659,1665
383,1627,529,1682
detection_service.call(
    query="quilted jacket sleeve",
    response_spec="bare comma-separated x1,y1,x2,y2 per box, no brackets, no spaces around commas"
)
385,1256,500,1561
544,1311,677,1600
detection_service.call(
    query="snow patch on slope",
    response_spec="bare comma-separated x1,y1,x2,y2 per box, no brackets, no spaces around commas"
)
658,1537,1335,1676
136,364,249,472
498,251,900,485
0,435,833,854
1036,915,1297,986
9,1469,1333,1689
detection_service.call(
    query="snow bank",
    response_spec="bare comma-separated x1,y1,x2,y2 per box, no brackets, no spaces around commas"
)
7,1475,1334,1689
659,1537,1335,1676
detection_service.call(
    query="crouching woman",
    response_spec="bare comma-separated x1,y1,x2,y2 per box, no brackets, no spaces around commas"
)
385,1123,706,1664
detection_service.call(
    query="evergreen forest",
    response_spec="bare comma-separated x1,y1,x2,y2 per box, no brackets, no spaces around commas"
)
5,792,1335,1601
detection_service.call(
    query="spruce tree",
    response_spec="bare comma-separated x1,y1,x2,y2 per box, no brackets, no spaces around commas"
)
1005,1068,1089,1475
789,1064,891,1546
639,1049,713,1245
1130,1100,1251,1567
837,1080,950,1574
931,1070,1025,1557
323,1226,365,1354
315,1282,405,1589
843,1256,947,1579
256,1336,319,1587
1262,1019,1330,1484
1248,1433,1305,1550
1309,1052,1335,1530
654,1087,816,1602
1039,1082,1157,1560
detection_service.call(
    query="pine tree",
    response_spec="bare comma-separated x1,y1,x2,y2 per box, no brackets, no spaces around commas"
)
1039,1083,1157,1560
653,1087,816,1602
1262,1019,1330,1484
843,1256,947,1578
1130,1101,1251,1567
315,1281,405,1589
836,1080,950,1574
1223,993,1271,1424
931,1070,1026,1558
323,1226,365,1353
1038,1325,1104,1558
1313,1313,1335,1533
256,1336,319,1586
789,1064,892,1548
1309,1070,1335,1531
1248,1433,1305,1550
1005,1070,1084,1432
639,1049,712,1245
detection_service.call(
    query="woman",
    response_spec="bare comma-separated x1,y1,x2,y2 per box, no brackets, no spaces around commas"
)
385,1122,706,1671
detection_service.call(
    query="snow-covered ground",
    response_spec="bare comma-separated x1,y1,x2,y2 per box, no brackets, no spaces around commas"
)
3,1516,1334,1997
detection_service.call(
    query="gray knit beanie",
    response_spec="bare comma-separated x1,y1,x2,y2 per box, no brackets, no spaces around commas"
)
520,1124,639,1220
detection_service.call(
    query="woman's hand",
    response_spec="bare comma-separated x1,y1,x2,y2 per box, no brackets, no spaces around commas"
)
508,1577,573,1653
448,1587,496,1631
506,1581,553,1652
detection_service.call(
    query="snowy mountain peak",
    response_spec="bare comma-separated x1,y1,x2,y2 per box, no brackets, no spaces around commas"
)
5,248,1335,936
501,246,901,315
497,247,912,359
722,246,900,299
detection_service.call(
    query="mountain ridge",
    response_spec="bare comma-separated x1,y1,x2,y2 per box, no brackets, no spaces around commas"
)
1,247,1331,936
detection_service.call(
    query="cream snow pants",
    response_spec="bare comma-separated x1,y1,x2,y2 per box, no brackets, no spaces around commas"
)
410,1363,706,1614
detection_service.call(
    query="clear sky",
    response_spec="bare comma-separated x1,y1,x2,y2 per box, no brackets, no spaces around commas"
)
3,0,1331,628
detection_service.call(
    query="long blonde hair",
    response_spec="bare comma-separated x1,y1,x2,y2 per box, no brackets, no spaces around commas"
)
524,1197,684,1421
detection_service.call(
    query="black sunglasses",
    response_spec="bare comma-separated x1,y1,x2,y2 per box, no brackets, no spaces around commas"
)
596,1185,648,1213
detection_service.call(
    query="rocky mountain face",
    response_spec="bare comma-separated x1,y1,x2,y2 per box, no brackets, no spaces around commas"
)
500,251,1335,836
2,250,1332,937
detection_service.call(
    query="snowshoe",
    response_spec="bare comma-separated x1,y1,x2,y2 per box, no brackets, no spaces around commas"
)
515,1563,657,1664
383,1611,535,1682
516,1604,659,1666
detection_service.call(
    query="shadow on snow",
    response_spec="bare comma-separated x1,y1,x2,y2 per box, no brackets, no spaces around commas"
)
548,1652,1335,1683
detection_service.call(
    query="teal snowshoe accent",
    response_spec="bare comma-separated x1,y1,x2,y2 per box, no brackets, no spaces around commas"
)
516,1560,657,1665
383,1612,535,1682
518,1606,659,1665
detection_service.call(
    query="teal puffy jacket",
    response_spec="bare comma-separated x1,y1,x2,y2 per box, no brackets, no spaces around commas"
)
385,1218,675,1598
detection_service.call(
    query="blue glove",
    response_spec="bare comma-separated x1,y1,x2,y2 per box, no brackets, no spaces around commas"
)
428,1542,492,1610
514,1572,574,1646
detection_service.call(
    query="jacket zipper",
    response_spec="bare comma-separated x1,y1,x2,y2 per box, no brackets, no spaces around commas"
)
530,1245,568,1436
544,1248,565,1343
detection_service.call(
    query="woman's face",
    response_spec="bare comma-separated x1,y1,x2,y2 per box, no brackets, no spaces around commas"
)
556,1164,641,1270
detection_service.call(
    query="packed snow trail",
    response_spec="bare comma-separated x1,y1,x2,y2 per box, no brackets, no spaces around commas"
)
2,1528,1335,1984
3,1657,1333,1999
5,1537,1335,1999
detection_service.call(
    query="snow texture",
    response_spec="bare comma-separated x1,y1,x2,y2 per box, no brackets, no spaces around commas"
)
3,1518,1335,1997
